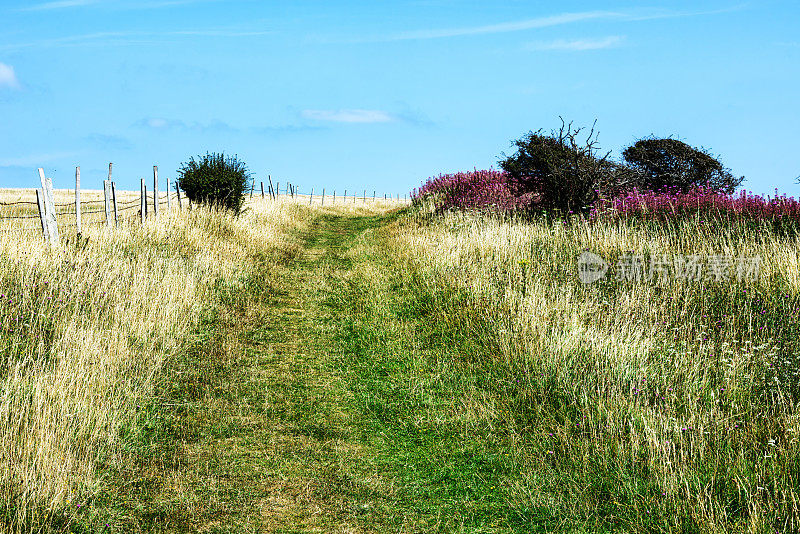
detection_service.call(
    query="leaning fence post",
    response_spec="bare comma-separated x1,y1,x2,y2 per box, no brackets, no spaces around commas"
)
268,175,275,200
103,180,112,227
36,189,48,242
140,178,146,224
38,168,58,244
111,182,119,226
261,181,265,199
75,166,82,235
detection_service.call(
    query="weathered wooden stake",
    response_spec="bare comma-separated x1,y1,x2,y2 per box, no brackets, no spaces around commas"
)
268,175,275,200
261,181,265,199
166,178,172,211
321,188,325,206
363,189,366,203
373,190,376,202
36,189,47,242
38,168,58,244
75,166,82,235
276,181,280,199
103,180,112,227
153,166,159,220
176,181,182,209
140,178,146,224
111,182,119,226
309,188,313,205
333,190,336,204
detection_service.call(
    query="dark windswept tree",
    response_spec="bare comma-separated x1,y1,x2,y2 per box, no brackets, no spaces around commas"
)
622,137,744,193
499,118,611,215
177,152,252,214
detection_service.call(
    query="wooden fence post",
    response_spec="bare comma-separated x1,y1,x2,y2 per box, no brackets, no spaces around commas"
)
363,189,366,203
261,181,265,199
166,178,171,212
333,190,336,204
309,188,313,205
111,182,119,226
140,178,146,224
38,168,58,244
36,189,48,242
321,188,325,206
276,181,280,199
268,175,275,200
153,166,159,220
176,181,182,209
103,180,112,227
373,190,376,202
75,166,82,235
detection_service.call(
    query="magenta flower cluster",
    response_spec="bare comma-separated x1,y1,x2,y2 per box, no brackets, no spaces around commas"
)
590,186,800,223
412,169,534,213
413,168,800,225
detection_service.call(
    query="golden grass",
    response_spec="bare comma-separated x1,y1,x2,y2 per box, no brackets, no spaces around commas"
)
0,192,325,531
394,209,800,530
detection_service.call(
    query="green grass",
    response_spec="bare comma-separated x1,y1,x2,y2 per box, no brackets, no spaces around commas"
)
39,206,800,533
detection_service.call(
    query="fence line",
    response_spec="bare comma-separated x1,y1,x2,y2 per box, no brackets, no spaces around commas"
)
1,165,411,245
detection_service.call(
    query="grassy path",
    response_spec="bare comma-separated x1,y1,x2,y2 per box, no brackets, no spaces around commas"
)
90,210,522,533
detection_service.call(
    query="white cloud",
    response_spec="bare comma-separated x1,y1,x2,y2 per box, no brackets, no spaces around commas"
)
301,109,394,123
526,35,624,51
0,62,20,89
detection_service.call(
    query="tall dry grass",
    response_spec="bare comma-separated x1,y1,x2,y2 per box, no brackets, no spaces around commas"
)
0,193,313,531
395,209,800,531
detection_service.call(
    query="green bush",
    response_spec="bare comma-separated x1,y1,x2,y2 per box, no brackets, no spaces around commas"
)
499,119,612,215
177,152,252,214
622,137,743,193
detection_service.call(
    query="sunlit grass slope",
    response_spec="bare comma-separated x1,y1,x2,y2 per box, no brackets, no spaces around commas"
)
393,209,800,532
0,195,315,531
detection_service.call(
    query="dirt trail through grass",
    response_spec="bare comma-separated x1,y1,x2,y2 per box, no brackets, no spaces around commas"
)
90,210,521,533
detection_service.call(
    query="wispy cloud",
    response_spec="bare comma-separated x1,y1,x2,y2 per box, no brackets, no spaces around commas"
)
136,117,237,133
328,6,746,44
0,151,78,167
301,109,395,123
19,0,216,11
0,62,20,89
526,35,624,51
85,133,132,150
135,117,324,136
20,0,100,11
0,28,271,52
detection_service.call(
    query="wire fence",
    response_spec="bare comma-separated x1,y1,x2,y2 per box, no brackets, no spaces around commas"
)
2,169,411,243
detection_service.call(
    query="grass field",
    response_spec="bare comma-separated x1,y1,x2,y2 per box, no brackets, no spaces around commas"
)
0,191,797,532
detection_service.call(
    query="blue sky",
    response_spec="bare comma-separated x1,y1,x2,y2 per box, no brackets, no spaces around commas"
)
1,0,798,196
